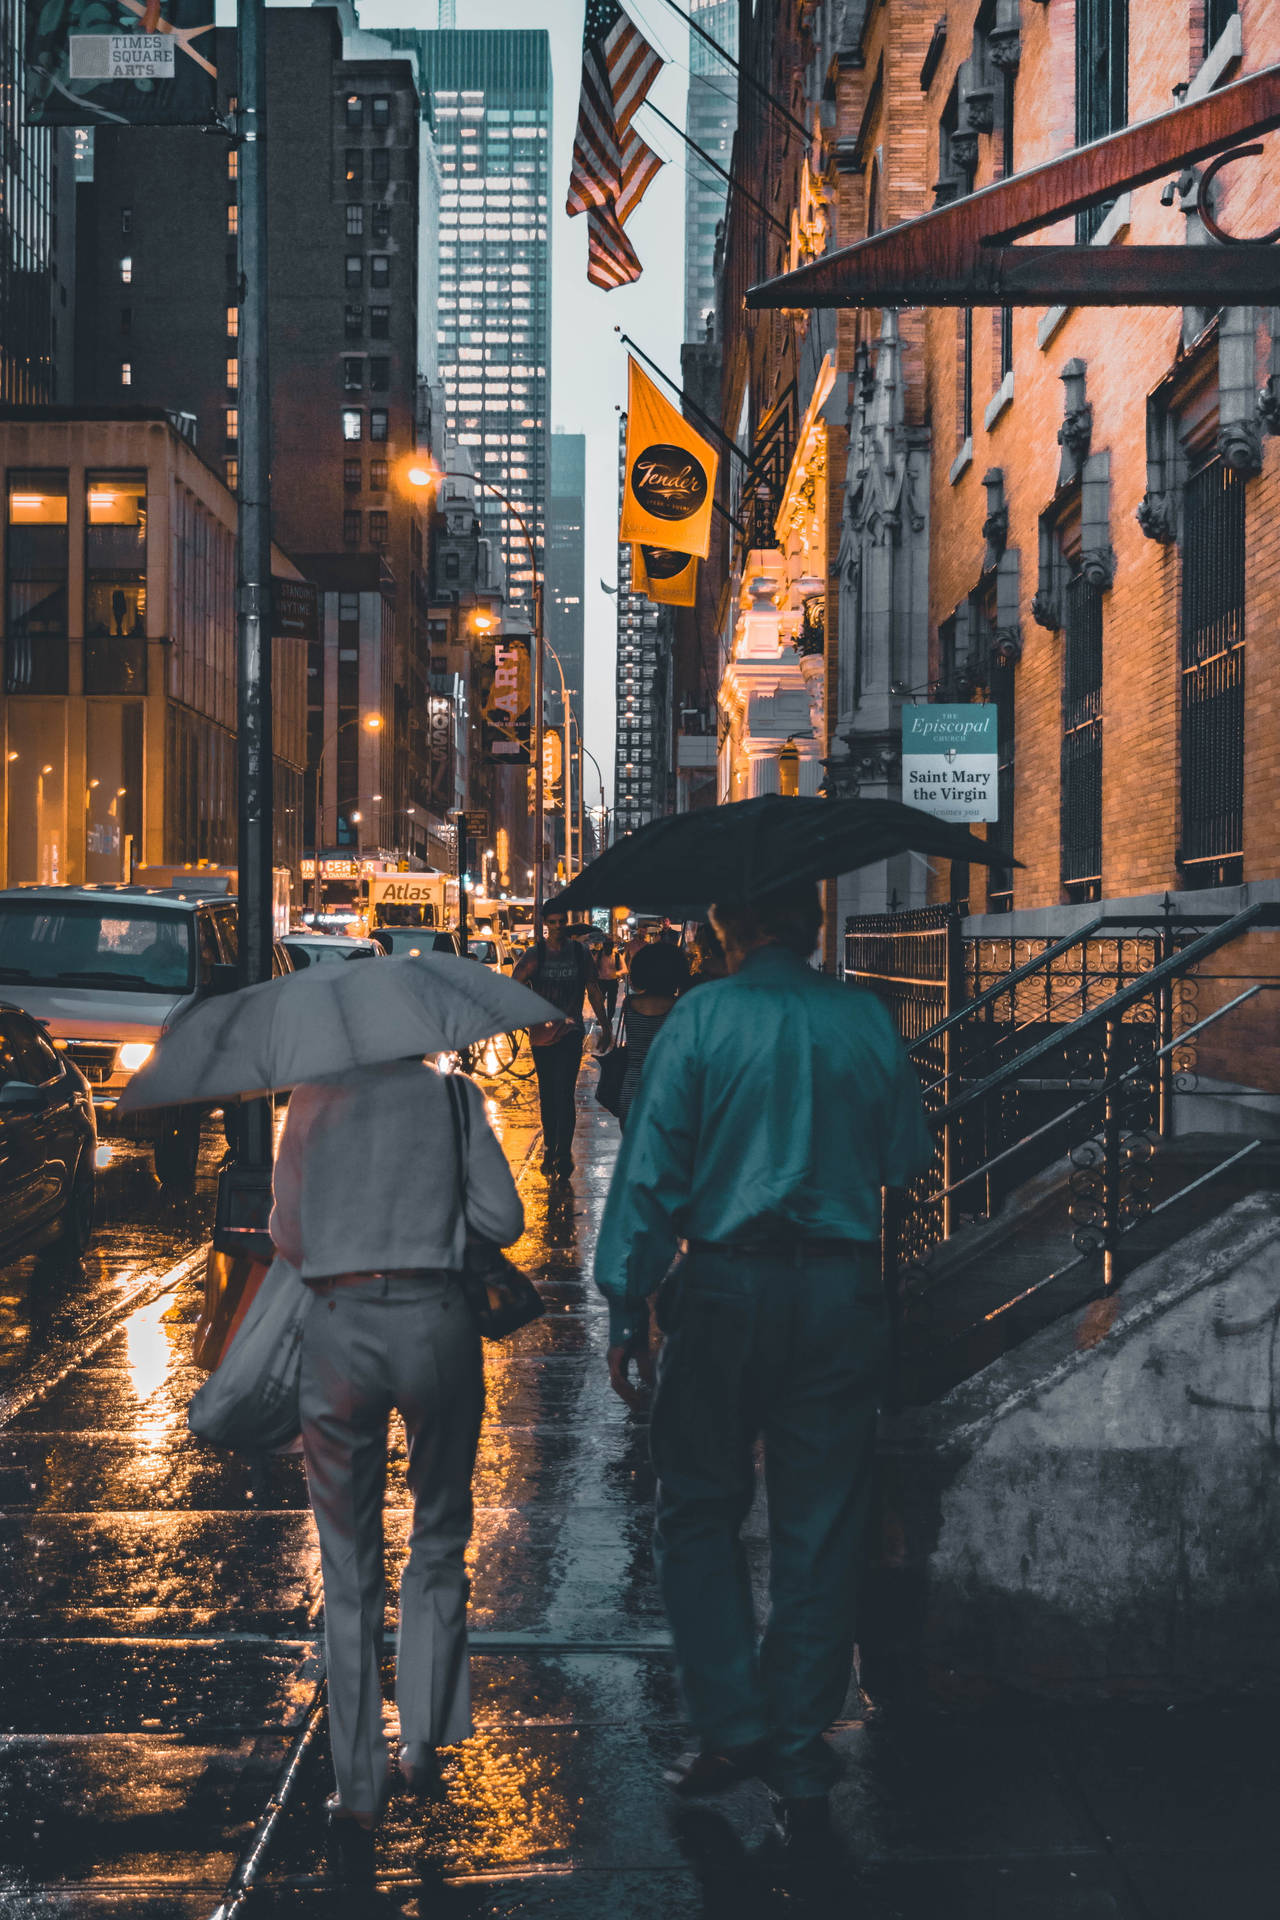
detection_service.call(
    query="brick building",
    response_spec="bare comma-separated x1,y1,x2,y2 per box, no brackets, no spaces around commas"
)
704,0,1280,972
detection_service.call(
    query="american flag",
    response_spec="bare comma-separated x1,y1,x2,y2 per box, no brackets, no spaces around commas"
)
585,129,663,288
567,0,664,287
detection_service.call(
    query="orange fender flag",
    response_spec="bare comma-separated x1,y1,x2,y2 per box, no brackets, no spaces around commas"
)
633,543,697,606
619,358,718,560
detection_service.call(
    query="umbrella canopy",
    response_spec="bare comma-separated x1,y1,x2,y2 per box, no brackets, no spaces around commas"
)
546,794,1017,915
117,954,560,1111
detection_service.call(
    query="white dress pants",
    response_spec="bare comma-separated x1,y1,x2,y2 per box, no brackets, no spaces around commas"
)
299,1271,483,1815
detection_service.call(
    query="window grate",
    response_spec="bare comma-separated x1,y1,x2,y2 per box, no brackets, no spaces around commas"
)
1060,573,1103,895
1180,459,1245,882
1075,0,1128,241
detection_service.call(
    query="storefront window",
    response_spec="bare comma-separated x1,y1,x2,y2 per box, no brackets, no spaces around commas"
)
6,471,69,694
84,472,148,694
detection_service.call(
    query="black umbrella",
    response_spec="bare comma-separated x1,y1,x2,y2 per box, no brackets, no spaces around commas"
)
545,794,1017,916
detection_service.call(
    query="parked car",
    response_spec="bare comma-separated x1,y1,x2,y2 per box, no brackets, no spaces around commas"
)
0,885,291,1190
280,932,384,969
0,1002,97,1262
371,927,471,959
469,932,513,973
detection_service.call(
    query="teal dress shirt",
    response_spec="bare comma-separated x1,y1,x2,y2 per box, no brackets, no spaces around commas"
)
594,944,934,1347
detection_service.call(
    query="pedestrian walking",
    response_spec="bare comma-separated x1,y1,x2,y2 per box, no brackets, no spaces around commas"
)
595,933,624,1026
268,1057,524,1867
594,880,931,1852
513,910,611,1177
617,940,689,1128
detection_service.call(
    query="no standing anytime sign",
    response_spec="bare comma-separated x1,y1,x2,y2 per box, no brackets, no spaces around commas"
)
902,706,999,821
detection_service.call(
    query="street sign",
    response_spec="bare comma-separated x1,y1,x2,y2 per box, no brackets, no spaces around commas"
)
902,706,999,821
456,810,488,839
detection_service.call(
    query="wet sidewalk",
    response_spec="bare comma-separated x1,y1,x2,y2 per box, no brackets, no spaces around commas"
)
0,1071,1276,1917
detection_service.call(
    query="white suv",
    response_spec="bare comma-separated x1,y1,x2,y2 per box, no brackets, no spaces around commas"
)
0,885,289,1188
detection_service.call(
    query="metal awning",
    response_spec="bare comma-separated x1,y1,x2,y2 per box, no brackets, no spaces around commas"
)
746,64,1280,310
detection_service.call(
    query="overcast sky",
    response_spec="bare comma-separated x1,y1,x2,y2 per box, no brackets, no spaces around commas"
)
247,0,696,805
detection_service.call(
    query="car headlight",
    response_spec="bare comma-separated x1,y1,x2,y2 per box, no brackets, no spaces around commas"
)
114,1041,155,1073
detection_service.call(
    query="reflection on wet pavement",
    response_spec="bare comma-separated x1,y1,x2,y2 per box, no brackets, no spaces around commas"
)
0,1079,1278,1917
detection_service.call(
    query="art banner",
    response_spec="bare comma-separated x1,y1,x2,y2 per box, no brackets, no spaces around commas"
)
901,705,999,821
619,358,718,560
632,542,697,607
24,0,217,127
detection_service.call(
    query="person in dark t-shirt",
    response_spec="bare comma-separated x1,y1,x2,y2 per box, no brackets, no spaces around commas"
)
513,911,611,1178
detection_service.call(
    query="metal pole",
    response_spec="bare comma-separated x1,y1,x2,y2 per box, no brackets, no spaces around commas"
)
213,0,273,1259
533,573,545,939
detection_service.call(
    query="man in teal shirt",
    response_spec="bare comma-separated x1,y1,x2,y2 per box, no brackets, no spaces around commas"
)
594,881,931,1846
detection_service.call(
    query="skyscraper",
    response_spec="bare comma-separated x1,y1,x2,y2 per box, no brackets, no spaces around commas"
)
398,30,552,635
684,1,737,344
547,432,585,735
0,0,75,403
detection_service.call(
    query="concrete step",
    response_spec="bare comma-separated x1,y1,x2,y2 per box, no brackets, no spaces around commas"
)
897,1134,1280,1403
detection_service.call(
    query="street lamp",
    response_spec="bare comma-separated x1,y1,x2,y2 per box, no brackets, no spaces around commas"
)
406,459,546,936
310,710,382,915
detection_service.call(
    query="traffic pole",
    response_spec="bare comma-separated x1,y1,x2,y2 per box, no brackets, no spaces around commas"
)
213,0,274,1263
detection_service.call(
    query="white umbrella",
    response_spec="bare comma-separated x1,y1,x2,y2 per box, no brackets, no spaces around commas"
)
117,954,561,1110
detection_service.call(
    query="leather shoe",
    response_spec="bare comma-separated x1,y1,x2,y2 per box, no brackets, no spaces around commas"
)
663,1741,767,1796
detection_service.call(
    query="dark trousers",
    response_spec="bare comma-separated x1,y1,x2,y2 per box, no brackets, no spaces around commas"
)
531,1029,584,1164
650,1242,888,1799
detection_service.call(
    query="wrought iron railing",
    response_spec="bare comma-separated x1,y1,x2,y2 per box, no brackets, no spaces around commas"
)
877,902,1280,1322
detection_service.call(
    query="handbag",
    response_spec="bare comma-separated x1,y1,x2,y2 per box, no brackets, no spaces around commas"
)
446,1074,546,1340
187,1254,308,1451
596,1002,629,1117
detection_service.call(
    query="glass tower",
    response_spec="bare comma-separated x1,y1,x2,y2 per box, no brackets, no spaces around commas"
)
0,0,63,402
393,29,552,633
684,0,737,345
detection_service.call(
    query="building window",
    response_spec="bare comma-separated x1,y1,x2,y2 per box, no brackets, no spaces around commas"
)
371,94,390,129
345,149,364,191
371,149,390,188
225,458,239,492
369,356,389,391
227,202,238,236
369,510,389,547
1180,459,1245,887
226,357,239,389
369,305,390,339
343,356,363,391
1061,574,1104,900
369,459,388,492
84,471,147,693
344,302,364,340
342,409,363,441
346,204,364,237
345,92,362,128
225,408,239,442
344,459,362,492
1076,0,1128,240
1204,0,1238,55
226,304,239,338
344,510,362,545
345,255,363,288
370,255,390,289
369,409,388,442
5,472,69,694
120,361,132,386
119,255,132,283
